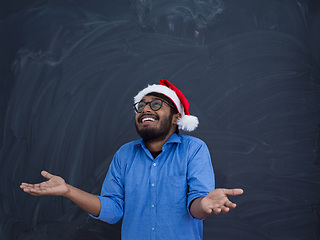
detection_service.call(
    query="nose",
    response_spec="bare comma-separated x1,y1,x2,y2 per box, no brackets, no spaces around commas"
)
142,102,152,112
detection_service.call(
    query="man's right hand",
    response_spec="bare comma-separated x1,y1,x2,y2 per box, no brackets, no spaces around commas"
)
20,170,70,197
20,170,101,217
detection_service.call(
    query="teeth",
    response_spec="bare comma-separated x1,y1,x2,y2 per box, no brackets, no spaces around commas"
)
142,117,155,123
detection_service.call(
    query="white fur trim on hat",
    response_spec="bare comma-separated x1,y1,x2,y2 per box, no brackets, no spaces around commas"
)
134,84,183,114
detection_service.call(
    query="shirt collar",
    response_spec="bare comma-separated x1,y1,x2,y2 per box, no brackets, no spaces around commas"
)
135,133,181,149
165,133,181,144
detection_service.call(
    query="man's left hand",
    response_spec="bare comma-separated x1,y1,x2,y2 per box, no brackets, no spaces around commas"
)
201,188,244,215
190,188,244,219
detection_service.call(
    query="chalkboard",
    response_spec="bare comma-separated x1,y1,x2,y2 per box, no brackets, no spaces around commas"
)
1,0,319,239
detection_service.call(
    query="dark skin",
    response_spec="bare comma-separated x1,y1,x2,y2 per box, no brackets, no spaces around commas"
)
21,94,243,219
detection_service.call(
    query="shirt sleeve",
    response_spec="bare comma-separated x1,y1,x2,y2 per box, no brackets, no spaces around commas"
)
89,152,124,224
186,139,215,216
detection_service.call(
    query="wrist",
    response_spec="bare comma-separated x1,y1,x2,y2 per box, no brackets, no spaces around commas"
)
62,184,73,198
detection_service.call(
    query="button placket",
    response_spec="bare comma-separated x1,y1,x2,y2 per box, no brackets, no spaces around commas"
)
150,160,157,237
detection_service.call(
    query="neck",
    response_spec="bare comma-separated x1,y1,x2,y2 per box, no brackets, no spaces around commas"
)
145,131,175,152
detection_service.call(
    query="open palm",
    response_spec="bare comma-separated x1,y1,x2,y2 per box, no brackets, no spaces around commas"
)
202,188,244,215
20,171,69,196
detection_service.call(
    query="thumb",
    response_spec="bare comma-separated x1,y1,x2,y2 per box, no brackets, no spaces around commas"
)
41,170,54,180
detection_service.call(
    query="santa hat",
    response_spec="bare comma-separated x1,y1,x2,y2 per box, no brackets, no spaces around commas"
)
134,79,199,131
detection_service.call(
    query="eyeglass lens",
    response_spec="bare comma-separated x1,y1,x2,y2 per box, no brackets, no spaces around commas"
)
136,99,163,112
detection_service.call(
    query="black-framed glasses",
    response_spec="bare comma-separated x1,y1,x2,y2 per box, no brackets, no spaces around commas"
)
133,99,175,113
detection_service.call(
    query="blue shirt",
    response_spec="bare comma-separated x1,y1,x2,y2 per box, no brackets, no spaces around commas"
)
91,133,215,240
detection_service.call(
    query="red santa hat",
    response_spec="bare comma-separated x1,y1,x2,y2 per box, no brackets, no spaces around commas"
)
134,79,199,131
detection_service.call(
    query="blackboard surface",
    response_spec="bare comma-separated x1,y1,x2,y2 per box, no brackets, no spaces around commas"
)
1,0,319,239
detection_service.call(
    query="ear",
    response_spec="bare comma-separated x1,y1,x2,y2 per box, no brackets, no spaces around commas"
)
172,113,181,125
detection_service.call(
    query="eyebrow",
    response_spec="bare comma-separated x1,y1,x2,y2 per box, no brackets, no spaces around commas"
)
140,97,162,102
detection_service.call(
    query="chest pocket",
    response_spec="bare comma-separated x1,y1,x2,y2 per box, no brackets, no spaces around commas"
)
158,176,188,207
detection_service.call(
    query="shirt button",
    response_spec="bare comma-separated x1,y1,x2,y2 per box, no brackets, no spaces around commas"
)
153,163,157,167
152,228,155,231
151,183,155,187
151,204,155,208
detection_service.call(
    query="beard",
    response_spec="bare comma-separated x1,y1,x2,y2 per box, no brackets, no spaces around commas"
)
135,113,173,143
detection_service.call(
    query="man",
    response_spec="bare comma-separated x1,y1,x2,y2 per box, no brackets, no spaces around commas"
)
21,79,243,240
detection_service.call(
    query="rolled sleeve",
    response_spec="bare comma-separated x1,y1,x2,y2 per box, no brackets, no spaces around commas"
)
186,140,215,215
89,195,123,224
89,153,124,224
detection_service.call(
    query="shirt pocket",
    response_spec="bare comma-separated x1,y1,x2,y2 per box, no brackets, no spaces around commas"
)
159,176,188,207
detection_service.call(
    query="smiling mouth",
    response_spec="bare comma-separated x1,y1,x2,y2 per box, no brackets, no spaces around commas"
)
142,117,155,123
139,115,158,124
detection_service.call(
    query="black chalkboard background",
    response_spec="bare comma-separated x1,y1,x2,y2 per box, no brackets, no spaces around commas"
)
1,0,320,239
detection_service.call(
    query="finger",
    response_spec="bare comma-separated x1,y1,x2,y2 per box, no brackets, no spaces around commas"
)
24,186,47,195
20,183,30,188
21,186,38,195
28,192,41,196
26,189,42,196
223,188,244,196
213,208,222,215
225,200,237,209
220,206,230,213
41,170,54,179
20,183,38,190
205,208,213,215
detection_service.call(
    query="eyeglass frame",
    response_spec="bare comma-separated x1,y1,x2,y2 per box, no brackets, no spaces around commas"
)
133,98,175,113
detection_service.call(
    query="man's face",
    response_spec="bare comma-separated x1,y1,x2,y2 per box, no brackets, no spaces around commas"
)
135,95,175,142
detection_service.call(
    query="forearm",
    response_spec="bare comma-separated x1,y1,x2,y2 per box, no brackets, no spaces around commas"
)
64,184,101,217
190,197,212,219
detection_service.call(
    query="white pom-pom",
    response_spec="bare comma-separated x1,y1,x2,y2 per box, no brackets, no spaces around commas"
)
177,114,199,131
